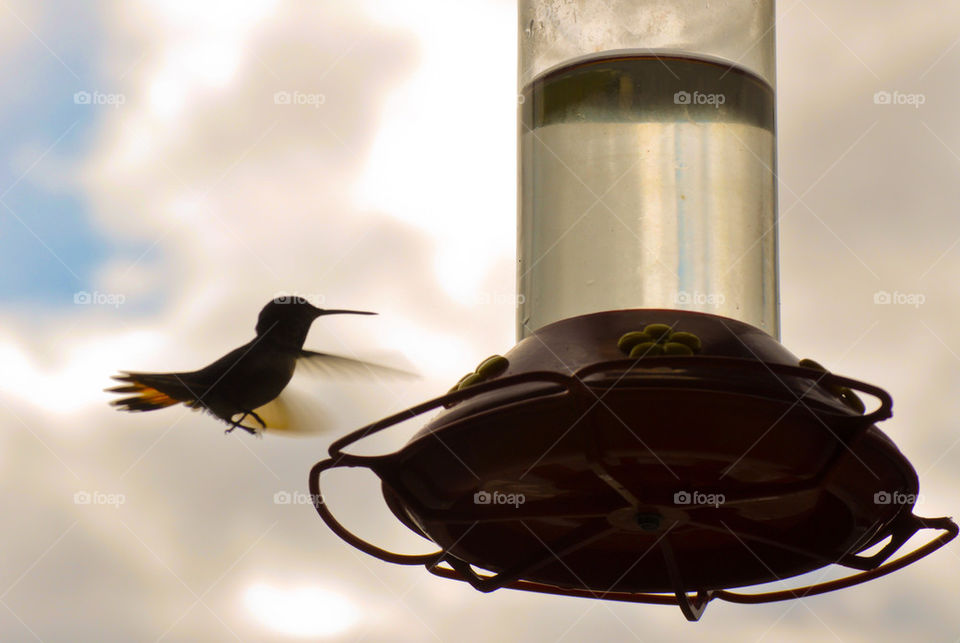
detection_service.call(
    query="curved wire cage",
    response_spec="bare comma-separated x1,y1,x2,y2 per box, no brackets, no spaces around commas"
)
308,311,957,621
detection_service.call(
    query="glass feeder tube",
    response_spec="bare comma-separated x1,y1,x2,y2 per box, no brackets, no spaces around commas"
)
518,0,779,338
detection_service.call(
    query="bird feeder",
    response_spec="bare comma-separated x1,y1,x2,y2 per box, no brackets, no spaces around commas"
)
309,0,956,621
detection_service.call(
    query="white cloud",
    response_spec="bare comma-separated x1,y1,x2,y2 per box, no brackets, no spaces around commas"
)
355,0,517,303
3,0,960,639
244,582,359,637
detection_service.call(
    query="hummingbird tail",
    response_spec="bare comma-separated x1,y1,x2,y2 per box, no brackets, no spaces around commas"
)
106,372,196,412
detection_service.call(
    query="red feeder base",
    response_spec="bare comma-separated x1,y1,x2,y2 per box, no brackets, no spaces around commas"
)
309,310,956,621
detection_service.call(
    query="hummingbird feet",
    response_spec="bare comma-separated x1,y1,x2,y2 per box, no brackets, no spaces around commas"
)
225,410,267,437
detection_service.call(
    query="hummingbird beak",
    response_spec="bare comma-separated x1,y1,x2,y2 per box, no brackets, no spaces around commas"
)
313,309,377,317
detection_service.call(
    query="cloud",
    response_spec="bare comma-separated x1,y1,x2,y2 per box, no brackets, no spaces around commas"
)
2,0,960,640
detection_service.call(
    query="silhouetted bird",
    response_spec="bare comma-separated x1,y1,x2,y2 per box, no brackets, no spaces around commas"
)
107,298,411,436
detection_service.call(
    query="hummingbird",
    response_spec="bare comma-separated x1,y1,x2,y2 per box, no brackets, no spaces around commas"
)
106,298,411,436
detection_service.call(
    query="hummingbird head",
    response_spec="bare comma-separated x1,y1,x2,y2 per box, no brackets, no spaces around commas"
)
255,297,376,346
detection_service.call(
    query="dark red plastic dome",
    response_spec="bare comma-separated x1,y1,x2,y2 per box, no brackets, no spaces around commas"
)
310,310,956,620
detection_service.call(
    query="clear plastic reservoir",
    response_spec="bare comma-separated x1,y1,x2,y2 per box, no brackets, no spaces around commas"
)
518,1,779,339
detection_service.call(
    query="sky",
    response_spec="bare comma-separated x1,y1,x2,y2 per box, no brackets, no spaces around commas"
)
0,0,958,640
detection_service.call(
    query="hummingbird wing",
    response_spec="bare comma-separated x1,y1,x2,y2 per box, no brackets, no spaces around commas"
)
251,388,335,437
235,351,414,437
296,350,418,380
